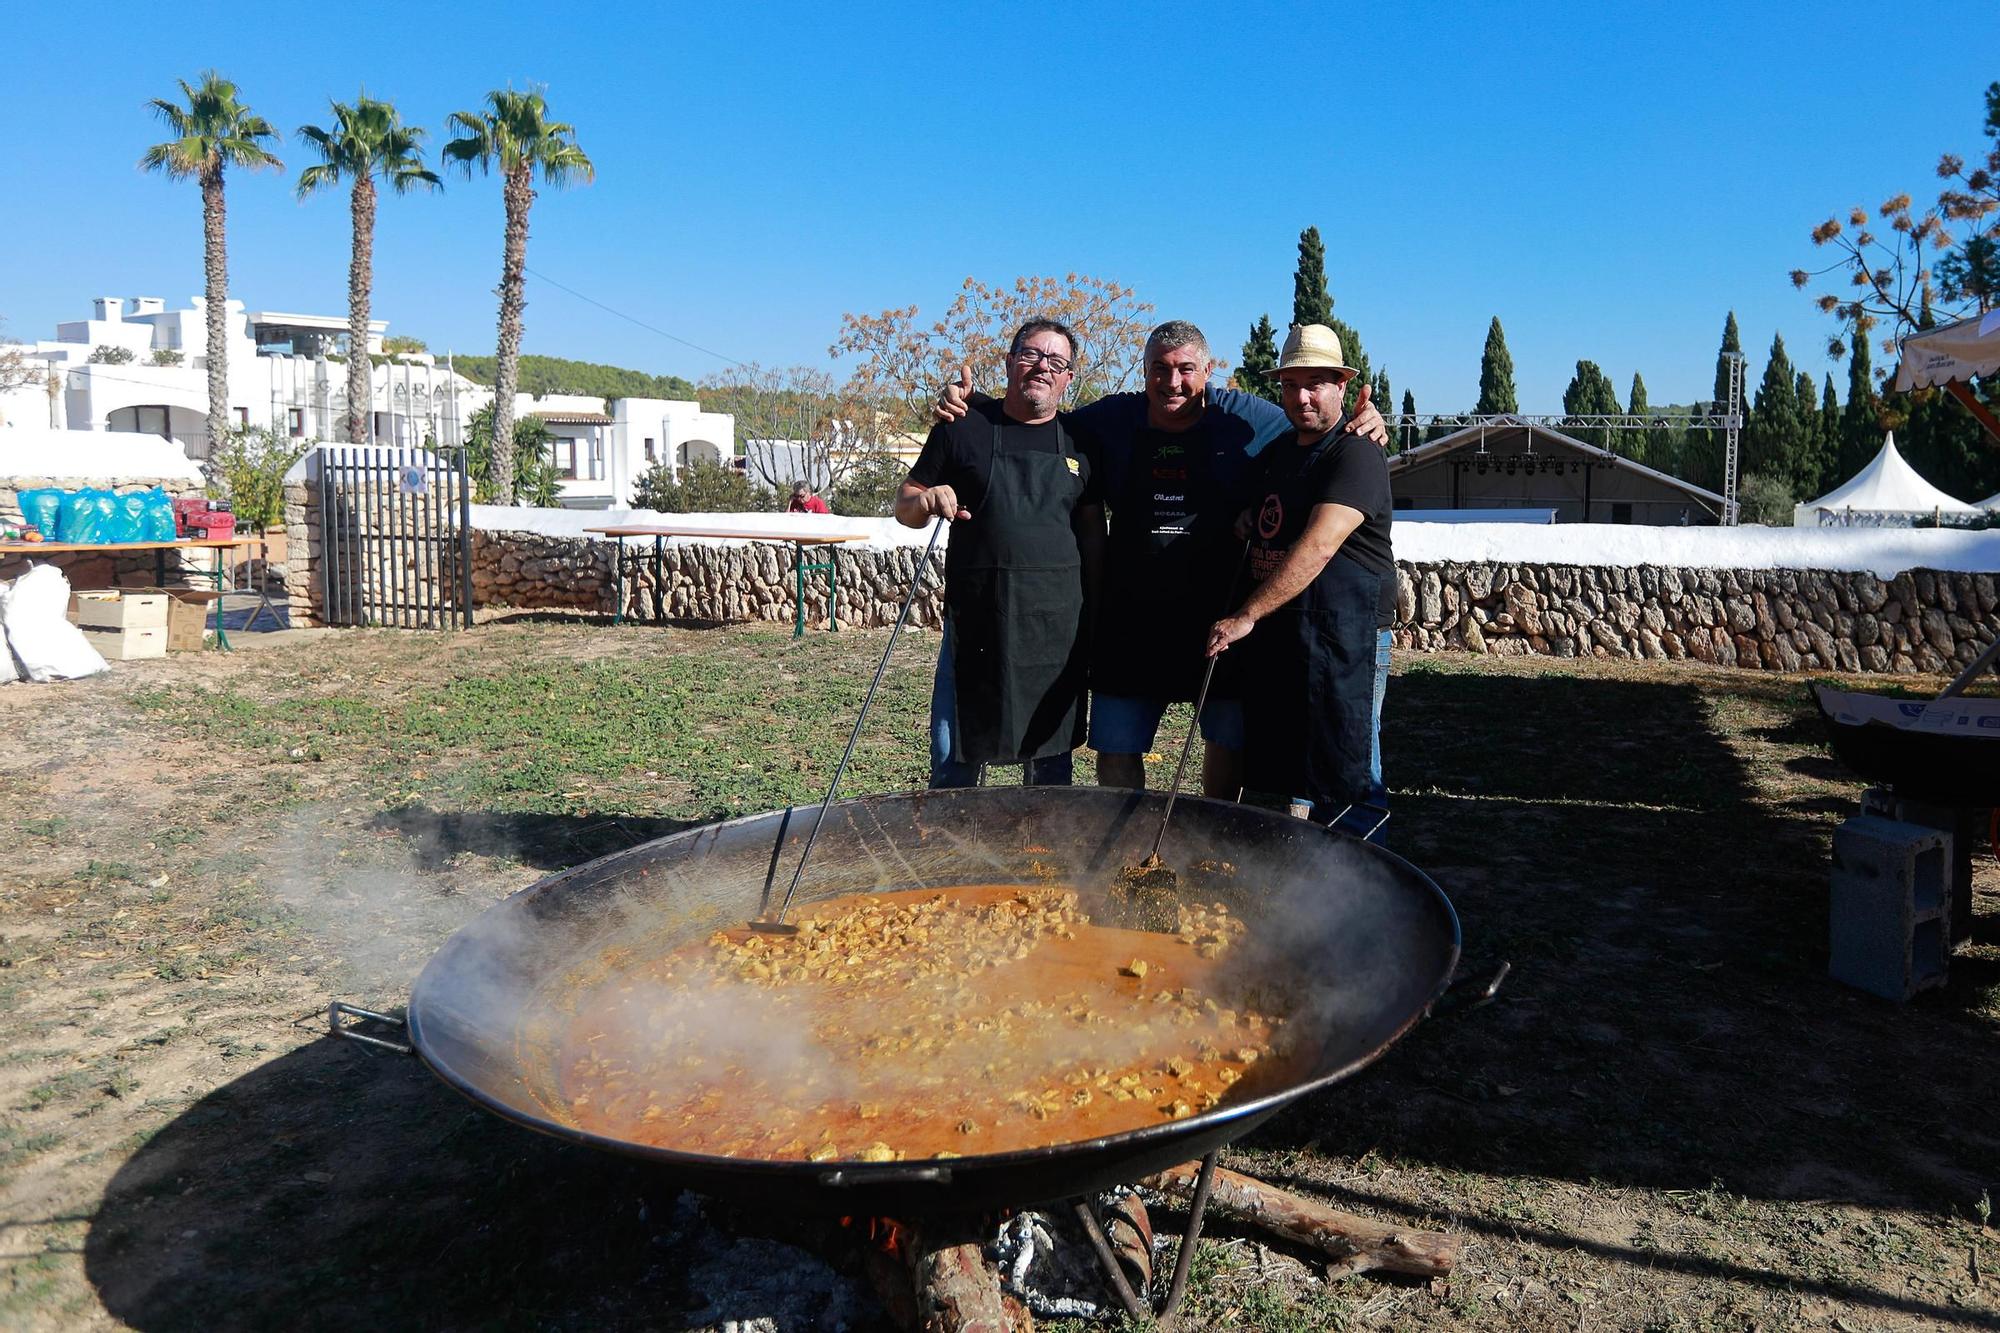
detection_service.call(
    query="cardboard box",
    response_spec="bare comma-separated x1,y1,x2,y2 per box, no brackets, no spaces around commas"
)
116,585,220,652
68,590,170,631
78,624,168,661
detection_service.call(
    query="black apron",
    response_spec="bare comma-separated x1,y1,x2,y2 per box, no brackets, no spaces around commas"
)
1093,427,1243,701
1239,436,1377,808
943,417,1089,766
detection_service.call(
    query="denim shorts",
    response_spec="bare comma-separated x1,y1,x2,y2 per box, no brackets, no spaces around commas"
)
1089,693,1245,753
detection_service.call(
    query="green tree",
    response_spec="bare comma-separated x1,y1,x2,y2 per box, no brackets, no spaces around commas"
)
1399,387,1418,452
1840,315,1880,482
140,71,283,451
211,425,310,528
632,461,772,514
1289,225,1372,411
444,88,594,504
382,334,429,355
1818,374,1840,496
1292,226,1331,328
1736,471,1796,525
1475,317,1518,415
1746,333,1808,491
829,454,907,517
454,353,697,402
1684,312,1745,490
1627,371,1653,465
463,402,559,505
1561,360,1620,447
296,94,441,445
1371,368,1392,431
1236,314,1280,403
1795,368,1825,494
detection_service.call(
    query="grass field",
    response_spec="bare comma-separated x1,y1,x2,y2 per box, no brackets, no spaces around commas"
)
0,617,1994,1331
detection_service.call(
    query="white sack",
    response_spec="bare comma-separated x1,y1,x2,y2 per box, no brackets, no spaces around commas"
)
1,565,106,682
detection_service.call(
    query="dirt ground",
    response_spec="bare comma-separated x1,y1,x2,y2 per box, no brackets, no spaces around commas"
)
0,617,1995,1332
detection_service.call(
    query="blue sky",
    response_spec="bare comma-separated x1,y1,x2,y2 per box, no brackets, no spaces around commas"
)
6,2,1997,412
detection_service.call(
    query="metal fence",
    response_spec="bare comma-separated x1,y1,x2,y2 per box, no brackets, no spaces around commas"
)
315,445,473,629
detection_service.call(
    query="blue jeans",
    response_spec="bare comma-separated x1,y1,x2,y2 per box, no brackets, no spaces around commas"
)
928,627,1075,789
1320,629,1392,843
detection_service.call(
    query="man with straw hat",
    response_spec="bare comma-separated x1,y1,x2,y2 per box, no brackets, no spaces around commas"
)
1205,324,1395,836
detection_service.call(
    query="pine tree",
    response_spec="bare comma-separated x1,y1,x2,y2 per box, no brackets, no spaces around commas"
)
1399,387,1418,452
1745,333,1806,501
1289,225,1371,412
1839,317,1879,483
1238,314,1279,404
1292,226,1331,328
1475,317,1518,415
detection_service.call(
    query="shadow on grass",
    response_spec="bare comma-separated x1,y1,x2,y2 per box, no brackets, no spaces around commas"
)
370,805,702,872
1257,669,2000,1230
82,1036,876,1333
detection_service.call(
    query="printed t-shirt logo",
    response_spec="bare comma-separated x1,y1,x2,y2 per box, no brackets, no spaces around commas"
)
1064,456,1081,476
1257,493,1284,540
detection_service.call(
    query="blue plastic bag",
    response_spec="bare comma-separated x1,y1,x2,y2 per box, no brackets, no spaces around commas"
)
105,491,147,544
57,490,104,543
16,488,62,538
139,488,177,542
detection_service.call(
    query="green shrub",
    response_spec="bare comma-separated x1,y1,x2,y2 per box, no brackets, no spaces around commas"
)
830,454,907,517
463,403,560,507
212,426,310,529
631,461,775,513
1736,471,1796,526
88,345,135,365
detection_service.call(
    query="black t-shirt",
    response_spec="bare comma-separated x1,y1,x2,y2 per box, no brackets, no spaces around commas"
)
908,399,1101,513
1248,428,1396,626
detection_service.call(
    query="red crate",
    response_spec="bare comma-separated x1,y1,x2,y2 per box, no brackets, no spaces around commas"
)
187,511,235,540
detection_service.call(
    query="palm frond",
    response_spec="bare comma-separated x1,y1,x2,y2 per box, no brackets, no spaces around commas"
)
295,162,342,198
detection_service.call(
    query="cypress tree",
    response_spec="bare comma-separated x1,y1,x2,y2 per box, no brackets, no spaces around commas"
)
1745,333,1805,500
1292,226,1331,328
1840,318,1879,482
1238,314,1280,404
1562,360,1621,447
1818,374,1839,497
1371,368,1392,422
1400,387,1418,452
1628,371,1650,465
1687,312,1745,492
1289,225,1372,412
1795,368,1822,494
1475,317,1518,415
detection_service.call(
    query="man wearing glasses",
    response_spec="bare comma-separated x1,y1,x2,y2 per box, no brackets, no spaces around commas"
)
933,320,1389,807
897,318,1104,788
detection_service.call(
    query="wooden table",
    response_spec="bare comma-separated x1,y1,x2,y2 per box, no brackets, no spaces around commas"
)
0,536,270,650
585,525,871,637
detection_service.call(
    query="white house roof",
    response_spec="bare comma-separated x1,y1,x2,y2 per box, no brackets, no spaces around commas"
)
1388,418,1728,507
1893,309,2000,390
1793,432,1979,521
244,311,387,334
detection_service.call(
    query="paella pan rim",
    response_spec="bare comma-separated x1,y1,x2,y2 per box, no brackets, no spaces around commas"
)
404,787,1461,1188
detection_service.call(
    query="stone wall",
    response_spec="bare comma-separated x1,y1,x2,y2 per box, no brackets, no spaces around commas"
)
291,513,1998,677
0,475,206,587
282,476,469,628
1391,562,1997,675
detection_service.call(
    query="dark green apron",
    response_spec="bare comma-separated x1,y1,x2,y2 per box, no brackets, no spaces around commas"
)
1239,436,1376,807
943,417,1089,765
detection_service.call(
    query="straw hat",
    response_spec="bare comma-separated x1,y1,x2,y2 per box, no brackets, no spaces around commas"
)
1269,323,1358,382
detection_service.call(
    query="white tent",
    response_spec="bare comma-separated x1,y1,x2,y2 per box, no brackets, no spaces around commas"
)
1893,309,2000,390
1792,432,1982,527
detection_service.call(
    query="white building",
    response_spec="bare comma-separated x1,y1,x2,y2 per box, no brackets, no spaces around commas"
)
1,295,734,507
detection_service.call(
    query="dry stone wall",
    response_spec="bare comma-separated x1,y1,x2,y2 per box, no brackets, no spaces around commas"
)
1392,562,1997,675
303,519,1998,677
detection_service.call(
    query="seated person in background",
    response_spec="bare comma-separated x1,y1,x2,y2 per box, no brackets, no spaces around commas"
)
788,482,832,514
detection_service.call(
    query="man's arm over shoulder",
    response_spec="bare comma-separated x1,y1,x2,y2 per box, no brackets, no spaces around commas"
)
1204,386,1292,452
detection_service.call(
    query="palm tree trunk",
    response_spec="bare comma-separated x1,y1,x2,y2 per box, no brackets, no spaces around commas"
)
347,174,376,445
201,161,230,453
491,163,535,504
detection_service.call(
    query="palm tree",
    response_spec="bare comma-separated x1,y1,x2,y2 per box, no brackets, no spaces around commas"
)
443,88,593,503
140,72,282,452
296,95,441,445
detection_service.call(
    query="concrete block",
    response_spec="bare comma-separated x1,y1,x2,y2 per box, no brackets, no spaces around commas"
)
1829,814,1949,1002
1861,788,1983,947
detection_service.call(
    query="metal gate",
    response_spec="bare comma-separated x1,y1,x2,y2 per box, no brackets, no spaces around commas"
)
316,445,473,628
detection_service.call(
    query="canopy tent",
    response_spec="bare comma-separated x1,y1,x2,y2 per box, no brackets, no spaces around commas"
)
1792,432,1982,527
1894,308,2000,390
